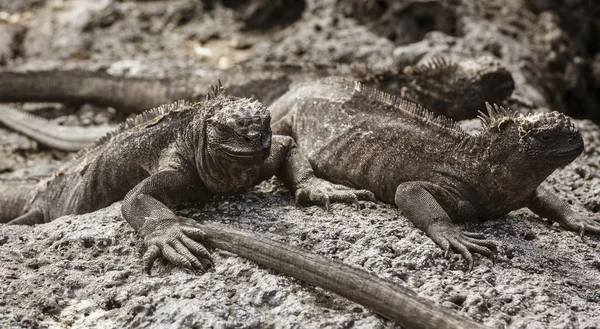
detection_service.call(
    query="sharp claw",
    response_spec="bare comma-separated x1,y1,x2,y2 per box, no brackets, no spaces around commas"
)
325,198,331,212
294,189,305,204
444,248,450,259
143,245,160,275
172,240,206,271
579,224,585,239
463,251,474,271
354,197,360,211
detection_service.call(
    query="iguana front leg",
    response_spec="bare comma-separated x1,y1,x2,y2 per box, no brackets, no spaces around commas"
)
395,182,497,270
262,135,375,210
528,186,600,236
122,170,212,273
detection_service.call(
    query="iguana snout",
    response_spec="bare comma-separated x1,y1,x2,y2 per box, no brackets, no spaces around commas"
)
517,111,583,163
207,98,271,161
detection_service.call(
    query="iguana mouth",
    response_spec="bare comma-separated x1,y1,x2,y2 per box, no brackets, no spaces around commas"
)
552,144,583,158
219,146,265,159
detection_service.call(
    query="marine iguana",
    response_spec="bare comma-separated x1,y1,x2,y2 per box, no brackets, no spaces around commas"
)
0,82,375,265
0,83,487,329
401,56,514,120
0,57,514,151
268,77,599,268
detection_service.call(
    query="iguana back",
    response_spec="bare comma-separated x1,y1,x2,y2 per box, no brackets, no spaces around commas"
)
270,77,597,269
273,78,484,207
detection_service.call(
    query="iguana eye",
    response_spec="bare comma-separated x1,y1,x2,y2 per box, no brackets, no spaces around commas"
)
212,124,225,134
539,133,553,142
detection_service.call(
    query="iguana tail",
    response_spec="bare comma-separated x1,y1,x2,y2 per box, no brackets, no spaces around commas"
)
0,178,39,223
0,70,195,114
0,105,115,151
201,222,489,329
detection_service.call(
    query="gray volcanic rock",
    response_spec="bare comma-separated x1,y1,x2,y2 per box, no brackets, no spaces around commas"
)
1,141,600,328
1,0,599,328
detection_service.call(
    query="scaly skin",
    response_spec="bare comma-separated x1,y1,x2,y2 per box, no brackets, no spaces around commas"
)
402,56,515,120
0,83,488,329
269,77,599,269
0,63,339,113
2,84,374,270
0,57,515,151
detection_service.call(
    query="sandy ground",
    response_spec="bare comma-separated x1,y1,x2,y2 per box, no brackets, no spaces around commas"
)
0,0,599,328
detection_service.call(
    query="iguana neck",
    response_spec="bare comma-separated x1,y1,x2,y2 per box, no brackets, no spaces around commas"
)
476,125,556,197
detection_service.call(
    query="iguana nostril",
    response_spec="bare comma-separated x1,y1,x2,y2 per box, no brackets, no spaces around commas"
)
246,131,260,140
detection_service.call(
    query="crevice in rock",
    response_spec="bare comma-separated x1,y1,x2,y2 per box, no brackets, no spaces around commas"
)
338,0,461,45
221,0,306,30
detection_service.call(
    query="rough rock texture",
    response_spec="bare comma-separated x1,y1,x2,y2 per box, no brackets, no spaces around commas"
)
0,0,599,328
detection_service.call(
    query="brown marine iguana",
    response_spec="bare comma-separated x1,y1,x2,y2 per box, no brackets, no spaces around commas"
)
268,77,599,268
0,57,514,151
0,83,489,329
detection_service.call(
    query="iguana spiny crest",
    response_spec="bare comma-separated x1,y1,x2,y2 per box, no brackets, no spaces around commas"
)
478,103,583,164
402,56,515,120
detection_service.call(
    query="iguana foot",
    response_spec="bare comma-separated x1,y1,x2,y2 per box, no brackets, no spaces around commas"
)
142,219,213,274
426,223,497,270
559,215,600,237
295,177,376,211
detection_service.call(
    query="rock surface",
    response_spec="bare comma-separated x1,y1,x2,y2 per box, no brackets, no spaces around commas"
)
0,0,599,328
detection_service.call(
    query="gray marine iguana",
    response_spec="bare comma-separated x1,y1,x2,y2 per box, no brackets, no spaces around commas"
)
0,57,514,151
0,82,376,265
0,83,489,329
268,77,599,268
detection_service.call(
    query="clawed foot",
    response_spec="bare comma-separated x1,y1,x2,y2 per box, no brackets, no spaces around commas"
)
559,215,600,238
295,177,376,211
426,223,497,270
142,218,213,274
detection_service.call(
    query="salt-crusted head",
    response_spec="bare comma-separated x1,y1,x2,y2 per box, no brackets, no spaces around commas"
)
204,82,271,163
480,103,583,166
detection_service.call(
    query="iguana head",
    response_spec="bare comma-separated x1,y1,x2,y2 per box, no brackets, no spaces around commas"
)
480,103,583,175
515,111,583,164
190,82,271,192
403,57,514,120
204,87,271,164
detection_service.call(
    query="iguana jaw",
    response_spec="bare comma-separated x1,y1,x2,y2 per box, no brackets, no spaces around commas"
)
546,138,583,162
205,95,271,163
218,138,271,162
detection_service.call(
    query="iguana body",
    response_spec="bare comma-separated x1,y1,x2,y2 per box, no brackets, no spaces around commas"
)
1,85,374,259
0,57,514,151
269,77,600,267
0,84,488,329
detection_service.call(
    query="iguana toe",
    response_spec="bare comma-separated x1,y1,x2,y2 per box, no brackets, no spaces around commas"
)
143,222,212,274
143,245,161,274
562,215,600,237
427,224,497,270
462,231,486,239
447,238,474,270
461,238,497,259
294,178,375,210
162,243,196,269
